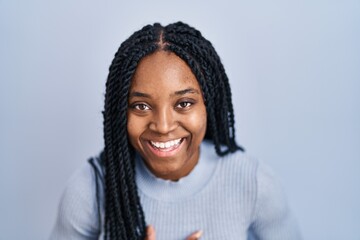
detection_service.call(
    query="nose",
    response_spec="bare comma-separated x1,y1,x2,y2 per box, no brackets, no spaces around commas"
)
149,108,178,134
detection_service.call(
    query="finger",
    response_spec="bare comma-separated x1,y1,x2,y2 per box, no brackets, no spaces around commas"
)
186,230,203,240
145,225,156,240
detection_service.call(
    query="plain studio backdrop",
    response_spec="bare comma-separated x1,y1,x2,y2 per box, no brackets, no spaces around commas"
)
0,0,359,239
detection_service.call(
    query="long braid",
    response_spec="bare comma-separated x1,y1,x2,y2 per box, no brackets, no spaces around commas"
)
102,22,243,239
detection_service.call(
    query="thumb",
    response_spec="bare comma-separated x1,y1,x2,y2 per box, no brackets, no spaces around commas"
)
187,230,203,240
145,225,156,240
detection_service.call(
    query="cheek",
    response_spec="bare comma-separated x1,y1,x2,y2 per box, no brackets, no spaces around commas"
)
199,114,207,137
126,114,142,147
188,107,207,137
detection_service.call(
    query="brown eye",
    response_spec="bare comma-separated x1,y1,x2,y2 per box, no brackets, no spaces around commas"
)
133,104,150,111
176,101,192,109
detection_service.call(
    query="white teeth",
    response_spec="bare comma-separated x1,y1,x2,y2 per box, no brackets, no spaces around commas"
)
150,138,182,149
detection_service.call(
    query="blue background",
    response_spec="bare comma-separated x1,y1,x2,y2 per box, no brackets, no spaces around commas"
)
1,0,359,239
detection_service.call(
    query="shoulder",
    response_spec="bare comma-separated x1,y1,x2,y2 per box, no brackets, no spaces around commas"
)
219,148,302,238
217,145,260,184
219,148,285,197
50,157,102,239
61,160,99,216
254,161,288,220
200,140,259,184
249,160,302,239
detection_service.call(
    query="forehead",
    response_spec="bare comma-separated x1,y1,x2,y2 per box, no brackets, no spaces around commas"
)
130,51,200,92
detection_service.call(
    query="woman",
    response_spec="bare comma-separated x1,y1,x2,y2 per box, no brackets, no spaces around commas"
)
50,22,301,240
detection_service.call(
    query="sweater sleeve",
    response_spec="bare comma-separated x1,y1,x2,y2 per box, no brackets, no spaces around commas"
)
49,163,101,240
249,162,302,240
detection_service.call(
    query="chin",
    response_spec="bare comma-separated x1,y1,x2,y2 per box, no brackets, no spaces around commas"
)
148,161,186,180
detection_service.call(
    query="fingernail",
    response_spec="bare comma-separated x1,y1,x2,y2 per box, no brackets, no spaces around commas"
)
147,225,154,236
194,230,203,239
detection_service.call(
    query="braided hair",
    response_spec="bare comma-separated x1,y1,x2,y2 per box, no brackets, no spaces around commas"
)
102,22,244,240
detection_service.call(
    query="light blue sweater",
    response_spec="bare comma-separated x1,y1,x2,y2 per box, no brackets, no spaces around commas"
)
50,141,301,239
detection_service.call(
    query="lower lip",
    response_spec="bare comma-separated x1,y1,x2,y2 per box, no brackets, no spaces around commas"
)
146,138,185,157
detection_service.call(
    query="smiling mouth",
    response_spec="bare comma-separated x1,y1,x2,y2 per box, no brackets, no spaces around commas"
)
149,138,184,152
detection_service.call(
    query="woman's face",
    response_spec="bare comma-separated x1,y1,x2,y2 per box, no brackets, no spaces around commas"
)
127,51,207,181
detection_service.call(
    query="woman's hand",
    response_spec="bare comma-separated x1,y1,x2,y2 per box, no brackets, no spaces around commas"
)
145,225,203,240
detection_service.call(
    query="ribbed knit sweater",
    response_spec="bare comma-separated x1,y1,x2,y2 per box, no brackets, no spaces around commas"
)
50,141,301,240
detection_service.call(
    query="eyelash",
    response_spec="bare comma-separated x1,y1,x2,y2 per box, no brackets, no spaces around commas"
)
176,101,193,109
132,103,150,111
131,101,194,112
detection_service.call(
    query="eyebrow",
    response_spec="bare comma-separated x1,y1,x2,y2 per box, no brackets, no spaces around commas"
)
129,88,200,99
129,92,151,99
173,88,200,96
